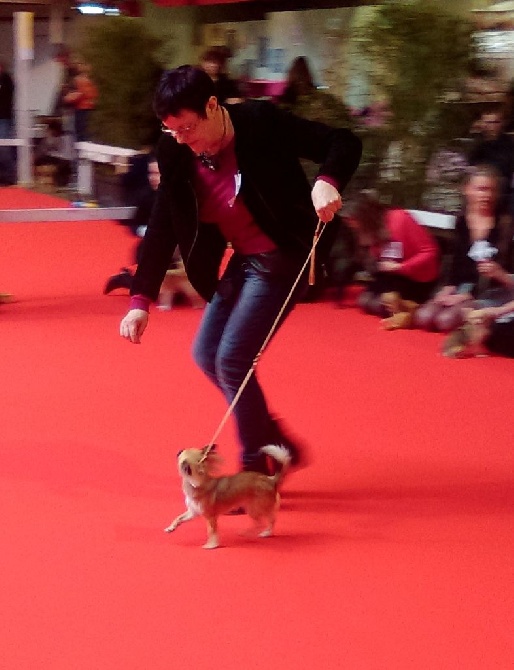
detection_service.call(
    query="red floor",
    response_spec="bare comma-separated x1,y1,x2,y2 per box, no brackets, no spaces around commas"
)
1,187,513,669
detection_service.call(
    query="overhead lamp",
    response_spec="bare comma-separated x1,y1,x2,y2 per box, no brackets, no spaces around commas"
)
76,3,121,15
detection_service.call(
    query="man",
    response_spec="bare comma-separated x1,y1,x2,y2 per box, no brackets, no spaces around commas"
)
120,66,361,475
0,61,15,185
199,47,243,105
469,107,514,207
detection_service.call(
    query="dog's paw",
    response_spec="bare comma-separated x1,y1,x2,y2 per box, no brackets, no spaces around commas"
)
164,523,178,533
202,540,220,549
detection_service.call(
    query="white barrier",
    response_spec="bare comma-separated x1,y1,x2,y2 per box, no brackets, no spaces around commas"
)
75,142,138,196
408,209,456,231
0,139,25,147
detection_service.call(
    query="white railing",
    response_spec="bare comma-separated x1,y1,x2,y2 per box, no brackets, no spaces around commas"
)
75,142,138,196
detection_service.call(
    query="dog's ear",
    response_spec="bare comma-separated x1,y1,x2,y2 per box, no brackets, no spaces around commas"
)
201,444,216,455
176,449,184,459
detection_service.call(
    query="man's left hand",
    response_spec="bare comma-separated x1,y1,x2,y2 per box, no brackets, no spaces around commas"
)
311,180,342,222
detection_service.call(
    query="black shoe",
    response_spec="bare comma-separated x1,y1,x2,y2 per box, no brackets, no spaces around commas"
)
267,417,309,470
103,269,132,294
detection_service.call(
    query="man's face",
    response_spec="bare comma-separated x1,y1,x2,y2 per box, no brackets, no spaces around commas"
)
161,96,219,156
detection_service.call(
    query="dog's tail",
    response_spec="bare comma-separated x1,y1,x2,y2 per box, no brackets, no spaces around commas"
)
260,444,291,484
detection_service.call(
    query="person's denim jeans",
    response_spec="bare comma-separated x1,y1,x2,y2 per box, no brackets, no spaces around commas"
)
74,109,91,142
192,249,306,471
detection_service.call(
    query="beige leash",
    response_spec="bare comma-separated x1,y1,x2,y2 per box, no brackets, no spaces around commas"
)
200,219,326,462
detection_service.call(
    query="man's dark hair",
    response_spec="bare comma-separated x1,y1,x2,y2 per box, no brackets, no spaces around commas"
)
153,65,216,120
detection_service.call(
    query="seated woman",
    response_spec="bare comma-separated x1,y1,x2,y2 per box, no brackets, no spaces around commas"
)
414,164,514,333
34,118,73,188
344,190,440,329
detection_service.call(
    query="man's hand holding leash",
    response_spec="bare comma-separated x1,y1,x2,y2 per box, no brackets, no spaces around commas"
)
311,179,342,223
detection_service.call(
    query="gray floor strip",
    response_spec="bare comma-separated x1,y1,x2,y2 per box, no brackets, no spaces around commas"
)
0,207,136,222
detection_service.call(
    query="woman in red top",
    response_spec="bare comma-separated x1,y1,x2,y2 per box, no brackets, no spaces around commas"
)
345,190,440,328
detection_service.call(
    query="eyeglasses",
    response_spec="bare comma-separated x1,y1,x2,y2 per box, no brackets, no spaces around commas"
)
160,118,201,137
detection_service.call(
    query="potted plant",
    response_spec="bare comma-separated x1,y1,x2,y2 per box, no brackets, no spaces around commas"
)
356,0,474,209
79,17,163,203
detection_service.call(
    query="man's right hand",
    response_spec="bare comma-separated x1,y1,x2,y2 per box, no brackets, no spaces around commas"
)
120,309,149,344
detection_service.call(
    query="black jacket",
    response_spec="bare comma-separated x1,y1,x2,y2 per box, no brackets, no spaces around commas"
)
131,99,362,302
449,212,513,294
0,71,14,121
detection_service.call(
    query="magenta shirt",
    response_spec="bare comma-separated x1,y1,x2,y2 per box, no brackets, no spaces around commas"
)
193,138,277,255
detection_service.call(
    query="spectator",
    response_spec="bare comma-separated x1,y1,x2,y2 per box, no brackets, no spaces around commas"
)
104,153,160,293
423,140,469,215
0,61,15,185
344,190,440,329
52,46,75,117
278,56,352,132
200,47,242,105
278,56,316,106
34,118,73,188
63,60,98,142
500,81,514,133
468,106,514,211
414,164,514,333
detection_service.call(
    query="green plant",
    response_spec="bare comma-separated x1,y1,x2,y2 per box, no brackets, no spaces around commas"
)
81,17,163,148
357,0,474,208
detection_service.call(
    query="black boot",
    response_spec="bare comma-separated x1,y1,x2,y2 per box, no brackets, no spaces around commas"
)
266,417,309,470
103,268,133,295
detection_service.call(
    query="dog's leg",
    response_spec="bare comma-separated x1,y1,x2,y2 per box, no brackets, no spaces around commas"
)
164,508,196,533
182,282,204,309
259,493,280,538
203,516,220,549
157,288,173,311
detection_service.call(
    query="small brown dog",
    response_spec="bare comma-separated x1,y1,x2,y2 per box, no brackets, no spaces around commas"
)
380,291,419,330
164,444,291,549
442,309,490,358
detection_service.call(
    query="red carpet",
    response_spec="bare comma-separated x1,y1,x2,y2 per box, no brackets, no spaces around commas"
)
1,187,513,669
0,186,71,209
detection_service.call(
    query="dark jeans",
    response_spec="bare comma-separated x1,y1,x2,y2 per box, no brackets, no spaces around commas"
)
192,250,306,471
486,315,514,358
74,109,91,142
